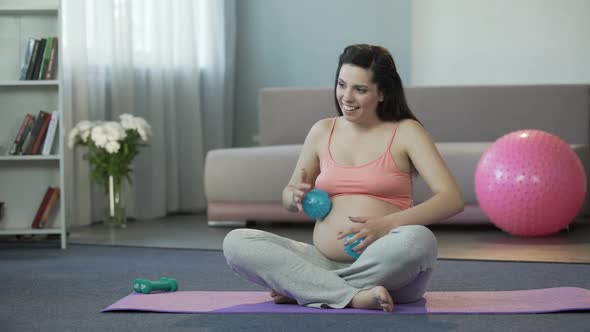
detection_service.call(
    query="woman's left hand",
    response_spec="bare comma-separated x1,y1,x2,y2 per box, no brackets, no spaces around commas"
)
337,216,392,253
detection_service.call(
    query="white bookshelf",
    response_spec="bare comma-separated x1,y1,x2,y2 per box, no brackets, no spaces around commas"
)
0,0,66,248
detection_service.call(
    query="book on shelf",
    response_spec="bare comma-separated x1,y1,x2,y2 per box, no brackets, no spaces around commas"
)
45,38,59,80
39,187,60,228
26,111,49,155
24,39,39,80
37,37,54,80
19,37,59,81
30,38,46,80
42,111,60,155
8,113,34,155
31,187,53,228
7,111,59,156
17,120,35,155
32,187,60,229
22,110,48,155
18,38,36,80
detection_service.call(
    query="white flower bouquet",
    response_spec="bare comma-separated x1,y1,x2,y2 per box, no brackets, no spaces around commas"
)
68,114,151,228
68,114,152,184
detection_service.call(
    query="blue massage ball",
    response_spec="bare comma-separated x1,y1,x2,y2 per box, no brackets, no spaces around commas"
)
302,189,332,220
344,233,364,260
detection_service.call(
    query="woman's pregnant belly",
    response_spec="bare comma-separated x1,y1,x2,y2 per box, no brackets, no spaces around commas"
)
313,195,403,262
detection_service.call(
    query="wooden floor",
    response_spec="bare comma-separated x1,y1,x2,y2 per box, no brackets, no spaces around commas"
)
64,213,590,264
432,223,590,263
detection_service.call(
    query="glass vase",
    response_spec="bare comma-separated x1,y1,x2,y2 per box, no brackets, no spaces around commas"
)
104,174,127,228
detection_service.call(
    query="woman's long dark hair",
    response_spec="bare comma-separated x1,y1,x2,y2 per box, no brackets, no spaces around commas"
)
334,44,420,124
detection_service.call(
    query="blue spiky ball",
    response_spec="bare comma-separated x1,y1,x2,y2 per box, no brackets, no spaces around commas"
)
302,189,332,220
344,233,364,260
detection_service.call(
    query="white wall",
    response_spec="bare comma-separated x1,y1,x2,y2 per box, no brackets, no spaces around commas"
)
234,0,412,146
411,0,590,85
233,0,590,146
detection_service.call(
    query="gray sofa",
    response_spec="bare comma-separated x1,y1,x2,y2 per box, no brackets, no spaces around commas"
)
204,85,590,226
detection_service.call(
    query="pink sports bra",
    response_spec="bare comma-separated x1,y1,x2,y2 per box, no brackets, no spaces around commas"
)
315,117,413,209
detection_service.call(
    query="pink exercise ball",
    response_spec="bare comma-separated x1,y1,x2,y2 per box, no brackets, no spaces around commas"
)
475,129,587,236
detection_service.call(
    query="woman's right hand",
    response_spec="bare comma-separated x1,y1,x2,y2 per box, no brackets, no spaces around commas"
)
283,168,312,212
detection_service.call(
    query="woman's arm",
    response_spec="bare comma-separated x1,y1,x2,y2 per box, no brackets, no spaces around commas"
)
282,119,329,212
384,119,464,228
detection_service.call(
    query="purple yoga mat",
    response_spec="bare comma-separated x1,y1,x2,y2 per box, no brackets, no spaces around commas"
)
102,287,590,315
102,287,590,314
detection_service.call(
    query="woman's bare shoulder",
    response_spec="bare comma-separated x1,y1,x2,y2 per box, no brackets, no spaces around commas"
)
397,118,429,136
308,117,336,137
300,117,335,153
396,119,433,148
316,117,336,129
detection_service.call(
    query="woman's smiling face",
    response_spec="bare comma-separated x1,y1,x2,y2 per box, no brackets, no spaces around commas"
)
336,64,384,123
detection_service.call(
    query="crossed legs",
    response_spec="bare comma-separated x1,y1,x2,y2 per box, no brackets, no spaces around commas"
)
223,225,437,310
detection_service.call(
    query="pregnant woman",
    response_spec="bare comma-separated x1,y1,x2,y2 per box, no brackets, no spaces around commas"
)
223,44,464,312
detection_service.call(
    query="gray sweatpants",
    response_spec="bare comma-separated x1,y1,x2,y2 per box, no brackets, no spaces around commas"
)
223,225,438,308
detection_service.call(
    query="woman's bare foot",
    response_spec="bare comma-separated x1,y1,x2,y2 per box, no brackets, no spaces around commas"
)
270,289,297,304
349,286,394,312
